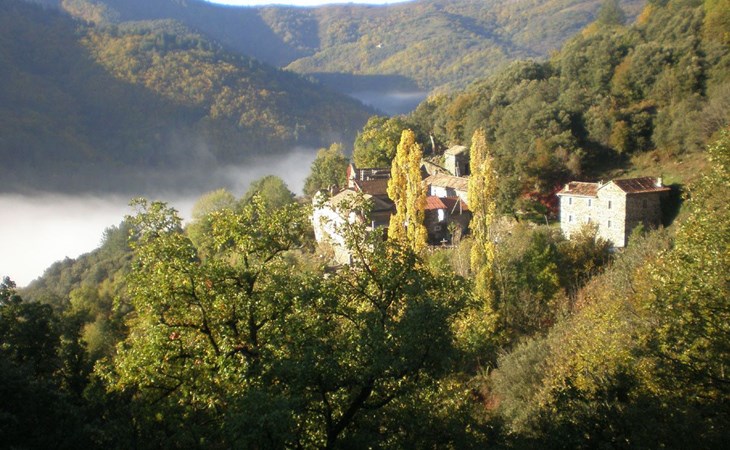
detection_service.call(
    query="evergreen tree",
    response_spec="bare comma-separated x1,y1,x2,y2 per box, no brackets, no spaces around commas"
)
387,129,427,252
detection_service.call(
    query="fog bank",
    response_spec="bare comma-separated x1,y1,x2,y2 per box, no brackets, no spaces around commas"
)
1,148,317,287
348,90,428,116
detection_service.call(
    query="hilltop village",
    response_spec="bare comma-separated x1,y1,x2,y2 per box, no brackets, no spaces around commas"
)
313,138,669,264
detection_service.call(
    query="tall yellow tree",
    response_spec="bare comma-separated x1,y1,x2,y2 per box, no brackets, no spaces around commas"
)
468,128,497,301
387,129,427,252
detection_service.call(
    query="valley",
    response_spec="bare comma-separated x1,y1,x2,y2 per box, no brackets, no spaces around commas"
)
1,1,728,448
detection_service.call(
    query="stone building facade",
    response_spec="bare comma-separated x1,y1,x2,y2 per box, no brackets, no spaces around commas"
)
424,173,469,204
557,177,670,247
444,145,469,177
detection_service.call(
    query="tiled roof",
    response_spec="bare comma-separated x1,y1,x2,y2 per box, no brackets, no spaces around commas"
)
557,181,599,197
425,196,447,210
557,177,670,197
441,196,469,213
329,188,393,212
424,173,469,192
354,179,390,196
370,195,394,212
610,177,670,194
330,188,369,206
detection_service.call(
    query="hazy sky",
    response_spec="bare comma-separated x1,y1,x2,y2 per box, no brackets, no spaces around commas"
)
207,0,411,6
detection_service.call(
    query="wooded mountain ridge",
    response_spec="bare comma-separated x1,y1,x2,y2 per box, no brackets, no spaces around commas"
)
36,0,646,92
1,0,373,193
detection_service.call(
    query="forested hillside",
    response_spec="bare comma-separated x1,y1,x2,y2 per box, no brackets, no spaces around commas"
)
1,0,372,193
46,0,645,92
401,0,729,212
2,0,728,448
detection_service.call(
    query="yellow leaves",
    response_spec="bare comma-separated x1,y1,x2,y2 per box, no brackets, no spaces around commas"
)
469,128,497,302
388,129,427,253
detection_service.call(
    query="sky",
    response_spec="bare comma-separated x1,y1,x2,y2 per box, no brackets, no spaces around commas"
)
207,0,412,6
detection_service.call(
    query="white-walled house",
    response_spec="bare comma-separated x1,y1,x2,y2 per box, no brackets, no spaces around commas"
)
312,189,393,264
556,176,670,247
424,173,469,204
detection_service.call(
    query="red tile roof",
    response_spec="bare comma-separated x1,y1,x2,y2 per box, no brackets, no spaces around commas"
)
425,196,447,210
557,177,670,197
441,197,469,213
557,181,599,197
610,177,670,194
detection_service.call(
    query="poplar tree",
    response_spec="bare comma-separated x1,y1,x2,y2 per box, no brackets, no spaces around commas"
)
468,128,497,301
387,129,427,252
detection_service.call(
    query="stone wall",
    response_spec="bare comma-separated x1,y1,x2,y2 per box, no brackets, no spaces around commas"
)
595,184,628,247
559,195,595,238
624,192,664,239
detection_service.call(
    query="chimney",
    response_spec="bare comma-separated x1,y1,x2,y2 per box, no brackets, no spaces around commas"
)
656,177,663,187
564,183,570,191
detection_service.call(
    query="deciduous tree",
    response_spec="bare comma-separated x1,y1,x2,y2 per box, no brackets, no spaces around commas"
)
468,128,497,302
303,142,348,197
387,129,427,252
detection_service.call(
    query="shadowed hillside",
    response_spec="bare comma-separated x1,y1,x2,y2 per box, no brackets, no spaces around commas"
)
1,0,373,193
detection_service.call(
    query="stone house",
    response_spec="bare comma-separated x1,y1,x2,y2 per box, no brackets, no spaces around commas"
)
424,196,471,244
424,173,469,204
312,189,393,264
444,145,469,177
556,176,670,247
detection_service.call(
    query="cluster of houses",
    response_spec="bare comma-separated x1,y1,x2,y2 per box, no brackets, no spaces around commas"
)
312,143,669,263
312,146,472,263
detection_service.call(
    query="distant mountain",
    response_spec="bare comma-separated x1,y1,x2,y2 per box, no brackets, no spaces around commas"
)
1,0,373,193
45,0,646,93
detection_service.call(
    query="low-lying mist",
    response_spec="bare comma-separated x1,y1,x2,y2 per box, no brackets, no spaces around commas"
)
348,90,428,116
1,148,317,287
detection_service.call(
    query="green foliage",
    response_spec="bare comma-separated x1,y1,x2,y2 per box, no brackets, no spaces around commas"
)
415,0,728,211
597,0,628,26
303,143,349,197
636,128,730,436
353,116,409,168
0,277,94,448
186,188,238,252
284,0,645,91
57,1,646,93
101,196,475,447
487,132,730,448
241,175,295,210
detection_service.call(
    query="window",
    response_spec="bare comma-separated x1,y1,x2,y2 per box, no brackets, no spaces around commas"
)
588,199,592,207
586,217,591,223
608,200,612,209
568,215,573,222
568,197,572,205
608,220,611,228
